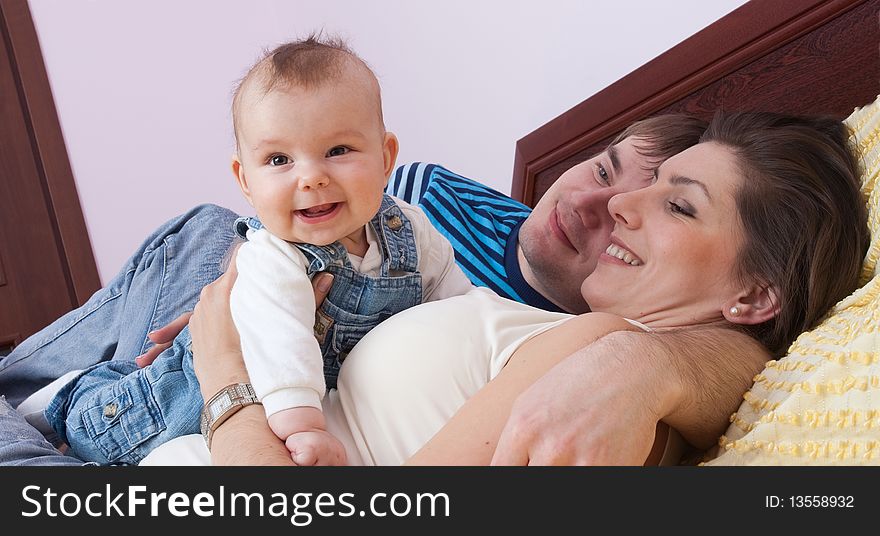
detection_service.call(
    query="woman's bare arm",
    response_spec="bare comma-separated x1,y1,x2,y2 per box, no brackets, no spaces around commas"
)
405,313,659,465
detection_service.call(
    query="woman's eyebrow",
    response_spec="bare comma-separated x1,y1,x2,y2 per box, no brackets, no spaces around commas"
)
654,168,713,201
669,174,713,201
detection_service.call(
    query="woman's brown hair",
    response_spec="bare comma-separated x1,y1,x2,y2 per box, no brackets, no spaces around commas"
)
701,111,869,356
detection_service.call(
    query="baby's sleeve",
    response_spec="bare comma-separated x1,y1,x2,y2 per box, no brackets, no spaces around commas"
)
230,230,325,416
397,199,473,302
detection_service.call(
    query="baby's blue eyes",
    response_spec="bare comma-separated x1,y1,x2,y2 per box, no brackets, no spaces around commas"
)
327,146,349,157
267,147,349,165
269,155,290,166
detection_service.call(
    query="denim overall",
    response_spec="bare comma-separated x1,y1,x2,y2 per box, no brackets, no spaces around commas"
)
46,195,422,464
233,193,423,389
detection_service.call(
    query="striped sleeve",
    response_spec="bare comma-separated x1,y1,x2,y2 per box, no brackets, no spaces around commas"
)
387,163,532,302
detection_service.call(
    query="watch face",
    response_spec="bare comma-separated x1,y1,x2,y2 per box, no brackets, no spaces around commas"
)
202,384,259,445
209,394,232,418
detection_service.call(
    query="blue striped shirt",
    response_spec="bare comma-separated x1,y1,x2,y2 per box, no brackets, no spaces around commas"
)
387,162,563,312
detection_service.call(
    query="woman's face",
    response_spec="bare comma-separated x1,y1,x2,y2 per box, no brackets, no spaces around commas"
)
580,141,747,327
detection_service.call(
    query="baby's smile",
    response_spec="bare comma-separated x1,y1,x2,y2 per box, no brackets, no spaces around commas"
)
296,202,342,222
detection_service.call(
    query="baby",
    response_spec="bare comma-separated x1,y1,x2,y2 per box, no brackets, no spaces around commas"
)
42,36,473,465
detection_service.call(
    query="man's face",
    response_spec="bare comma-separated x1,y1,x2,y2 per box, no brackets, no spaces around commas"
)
517,137,656,313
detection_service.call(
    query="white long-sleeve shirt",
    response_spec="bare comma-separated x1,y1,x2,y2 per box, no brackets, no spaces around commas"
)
230,197,474,417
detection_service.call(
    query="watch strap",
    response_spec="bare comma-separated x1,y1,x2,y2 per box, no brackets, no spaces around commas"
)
200,382,261,449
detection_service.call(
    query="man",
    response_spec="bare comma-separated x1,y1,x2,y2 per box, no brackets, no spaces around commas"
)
0,114,768,465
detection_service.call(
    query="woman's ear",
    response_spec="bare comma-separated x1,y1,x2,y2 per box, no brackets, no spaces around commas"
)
723,283,780,325
382,131,400,183
232,156,254,207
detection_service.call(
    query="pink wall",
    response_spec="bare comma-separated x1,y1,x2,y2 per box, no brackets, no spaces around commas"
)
28,0,746,282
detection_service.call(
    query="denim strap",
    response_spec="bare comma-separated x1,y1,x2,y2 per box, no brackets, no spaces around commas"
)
367,194,419,275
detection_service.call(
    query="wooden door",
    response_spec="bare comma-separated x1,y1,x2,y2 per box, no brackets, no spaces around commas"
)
0,0,99,354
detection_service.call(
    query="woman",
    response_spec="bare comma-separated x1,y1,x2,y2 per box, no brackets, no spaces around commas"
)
148,110,866,465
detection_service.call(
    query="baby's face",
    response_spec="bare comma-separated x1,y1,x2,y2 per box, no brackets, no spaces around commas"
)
233,79,396,252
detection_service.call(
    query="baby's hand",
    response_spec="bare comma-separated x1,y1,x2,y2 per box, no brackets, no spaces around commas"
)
285,430,347,466
268,406,347,466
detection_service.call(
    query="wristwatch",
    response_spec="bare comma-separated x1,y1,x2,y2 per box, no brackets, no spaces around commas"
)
200,382,261,449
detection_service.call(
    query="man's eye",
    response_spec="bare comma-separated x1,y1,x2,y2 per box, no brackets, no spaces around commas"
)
596,163,610,185
269,155,290,166
327,146,349,157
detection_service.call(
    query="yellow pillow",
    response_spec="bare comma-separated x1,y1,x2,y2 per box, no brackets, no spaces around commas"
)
705,96,880,465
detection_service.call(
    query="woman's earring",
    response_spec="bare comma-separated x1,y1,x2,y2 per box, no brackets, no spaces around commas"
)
729,306,740,317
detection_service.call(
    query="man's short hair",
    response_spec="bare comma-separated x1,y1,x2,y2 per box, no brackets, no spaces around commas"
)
611,114,708,167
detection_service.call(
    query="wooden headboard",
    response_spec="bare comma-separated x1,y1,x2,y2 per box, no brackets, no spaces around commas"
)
512,0,879,206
